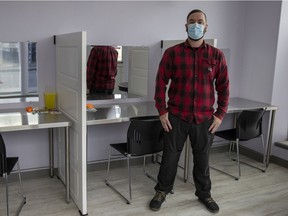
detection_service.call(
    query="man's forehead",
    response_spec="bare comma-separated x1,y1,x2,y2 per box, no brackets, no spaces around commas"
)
188,12,206,20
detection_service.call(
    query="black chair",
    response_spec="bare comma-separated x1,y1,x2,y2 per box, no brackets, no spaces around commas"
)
105,118,164,204
213,109,266,180
0,134,26,216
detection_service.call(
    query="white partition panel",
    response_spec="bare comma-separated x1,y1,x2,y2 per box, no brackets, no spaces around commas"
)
128,46,149,96
55,31,87,215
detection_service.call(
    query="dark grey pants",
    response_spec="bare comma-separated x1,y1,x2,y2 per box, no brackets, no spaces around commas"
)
154,114,214,199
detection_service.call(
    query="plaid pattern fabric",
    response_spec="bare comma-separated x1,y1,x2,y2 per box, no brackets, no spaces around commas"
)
154,40,229,124
87,46,118,92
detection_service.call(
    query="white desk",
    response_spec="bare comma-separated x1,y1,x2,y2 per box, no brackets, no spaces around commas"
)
87,97,278,181
0,109,71,203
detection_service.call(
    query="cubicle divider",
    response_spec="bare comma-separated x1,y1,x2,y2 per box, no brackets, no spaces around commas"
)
55,31,88,215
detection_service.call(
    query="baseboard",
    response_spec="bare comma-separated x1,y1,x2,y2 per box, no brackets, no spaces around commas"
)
4,149,287,182
212,143,288,169
269,155,288,168
1,168,58,182
211,144,230,153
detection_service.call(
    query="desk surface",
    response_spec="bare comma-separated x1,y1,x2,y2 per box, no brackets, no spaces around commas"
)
227,97,277,113
87,101,157,125
87,97,278,125
0,108,71,132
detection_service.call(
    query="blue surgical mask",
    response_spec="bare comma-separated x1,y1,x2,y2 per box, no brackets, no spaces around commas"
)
187,23,205,41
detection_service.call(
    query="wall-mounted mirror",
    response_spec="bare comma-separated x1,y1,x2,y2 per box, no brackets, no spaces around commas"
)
86,45,149,100
0,42,38,102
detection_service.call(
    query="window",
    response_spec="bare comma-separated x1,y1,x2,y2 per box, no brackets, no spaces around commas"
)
27,42,38,93
0,42,38,97
115,46,123,62
0,42,21,94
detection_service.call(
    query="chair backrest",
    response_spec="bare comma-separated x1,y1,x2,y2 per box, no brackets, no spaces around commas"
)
127,118,164,156
236,109,265,140
0,134,7,175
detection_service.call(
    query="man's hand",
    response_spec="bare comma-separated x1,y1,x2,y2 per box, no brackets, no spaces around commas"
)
209,115,222,134
159,112,172,132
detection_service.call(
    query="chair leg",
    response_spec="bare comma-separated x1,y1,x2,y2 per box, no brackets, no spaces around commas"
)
105,146,112,182
236,136,266,173
15,161,26,216
260,134,267,172
236,139,241,180
3,162,27,216
17,162,25,199
228,141,235,159
213,136,266,180
4,173,10,216
127,154,132,201
210,140,241,181
143,156,157,183
105,147,131,204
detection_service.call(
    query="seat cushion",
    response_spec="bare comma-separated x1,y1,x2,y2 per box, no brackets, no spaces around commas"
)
215,129,236,141
110,143,128,156
0,157,18,176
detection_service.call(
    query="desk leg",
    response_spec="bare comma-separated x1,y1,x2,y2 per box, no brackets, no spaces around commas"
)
65,126,70,203
184,140,190,183
49,128,54,177
266,110,276,168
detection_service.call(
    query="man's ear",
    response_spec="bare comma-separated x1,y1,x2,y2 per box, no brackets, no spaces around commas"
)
204,24,208,33
185,24,188,32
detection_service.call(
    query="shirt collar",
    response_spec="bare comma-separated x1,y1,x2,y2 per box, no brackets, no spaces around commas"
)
184,39,207,49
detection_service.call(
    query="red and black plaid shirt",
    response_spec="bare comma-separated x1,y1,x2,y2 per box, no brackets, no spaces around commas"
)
87,46,118,91
154,40,229,124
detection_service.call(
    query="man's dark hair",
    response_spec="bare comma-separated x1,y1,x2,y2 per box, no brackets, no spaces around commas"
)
187,9,207,22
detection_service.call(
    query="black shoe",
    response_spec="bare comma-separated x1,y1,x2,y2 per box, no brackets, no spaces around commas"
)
198,197,219,213
149,191,166,211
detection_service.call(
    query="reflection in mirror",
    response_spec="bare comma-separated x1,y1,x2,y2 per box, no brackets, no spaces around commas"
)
0,42,38,101
86,45,148,100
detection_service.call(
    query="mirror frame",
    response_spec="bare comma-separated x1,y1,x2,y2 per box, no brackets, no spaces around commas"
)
86,45,149,101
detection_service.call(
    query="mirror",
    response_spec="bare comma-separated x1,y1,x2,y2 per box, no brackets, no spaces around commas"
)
0,42,38,101
86,45,149,100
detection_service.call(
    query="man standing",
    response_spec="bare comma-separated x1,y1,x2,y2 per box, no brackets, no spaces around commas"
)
149,9,229,213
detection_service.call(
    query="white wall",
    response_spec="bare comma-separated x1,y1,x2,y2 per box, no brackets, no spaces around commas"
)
239,1,288,161
0,1,286,169
235,1,282,155
240,1,280,103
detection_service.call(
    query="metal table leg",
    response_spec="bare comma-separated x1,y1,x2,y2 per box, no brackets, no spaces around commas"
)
49,128,54,177
184,140,190,182
65,126,70,203
265,110,276,168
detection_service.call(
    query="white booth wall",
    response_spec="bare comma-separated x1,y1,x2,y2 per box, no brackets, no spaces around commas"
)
271,1,288,157
0,1,286,170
